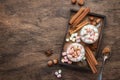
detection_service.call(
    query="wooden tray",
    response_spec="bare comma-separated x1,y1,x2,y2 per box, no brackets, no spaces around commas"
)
59,9,106,71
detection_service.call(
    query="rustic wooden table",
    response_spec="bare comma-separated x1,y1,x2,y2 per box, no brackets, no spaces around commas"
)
0,0,120,80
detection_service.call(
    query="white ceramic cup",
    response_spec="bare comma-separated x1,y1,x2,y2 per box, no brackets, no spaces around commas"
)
66,43,85,62
80,24,99,44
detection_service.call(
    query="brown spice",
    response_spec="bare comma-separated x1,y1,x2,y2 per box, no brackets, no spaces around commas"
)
78,0,84,6
45,49,53,56
47,60,53,66
53,59,58,64
71,0,77,4
102,46,111,54
89,16,94,21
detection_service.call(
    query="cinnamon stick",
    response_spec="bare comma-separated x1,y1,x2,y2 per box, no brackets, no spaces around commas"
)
73,8,90,26
69,20,89,34
69,7,85,24
85,46,98,65
86,53,97,73
80,42,97,73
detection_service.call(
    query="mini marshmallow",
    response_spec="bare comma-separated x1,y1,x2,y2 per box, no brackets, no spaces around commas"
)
94,36,98,41
83,29,87,35
89,39,93,43
90,35,94,39
70,37,73,40
57,74,62,78
64,59,68,62
66,38,69,42
58,69,62,74
69,48,74,54
62,52,67,56
61,59,65,63
68,61,72,64
67,55,72,58
69,50,73,54
73,45,77,50
55,71,59,75
86,35,90,38
71,34,75,38
69,57,73,60
91,31,95,35
95,33,99,37
76,36,81,40
85,39,89,43
83,57,86,60
72,38,76,42
74,33,78,37
82,37,85,41
64,56,67,59
76,50,80,55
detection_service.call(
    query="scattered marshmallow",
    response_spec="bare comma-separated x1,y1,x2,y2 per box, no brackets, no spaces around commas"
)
55,71,59,75
68,61,72,64
61,51,73,64
72,38,76,42
67,55,72,58
71,34,75,38
64,56,67,59
58,69,62,74
67,33,81,42
66,38,69,42
70,37,73,40
57,74,62,78
64,58,68,62
76,36,81,40
74,33,78,37
61,58,65,63
83,57,86,60
55,69,62,78
62,52,67,56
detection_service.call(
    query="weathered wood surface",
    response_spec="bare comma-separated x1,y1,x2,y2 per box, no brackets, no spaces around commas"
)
0,0,120,80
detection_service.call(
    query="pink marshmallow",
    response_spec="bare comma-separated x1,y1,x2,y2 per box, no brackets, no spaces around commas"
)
76,36,81,40
68,61,72,64
62,52,67,56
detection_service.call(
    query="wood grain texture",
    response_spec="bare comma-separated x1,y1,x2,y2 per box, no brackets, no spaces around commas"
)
0,0,120,80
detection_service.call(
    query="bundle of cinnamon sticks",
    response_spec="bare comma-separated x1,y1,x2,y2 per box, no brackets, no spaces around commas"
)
69,7,90,34
69,7,90,26
69,20,89,34
85,46,98,73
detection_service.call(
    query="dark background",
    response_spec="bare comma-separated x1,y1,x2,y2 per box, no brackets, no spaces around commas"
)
0,0,120,80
